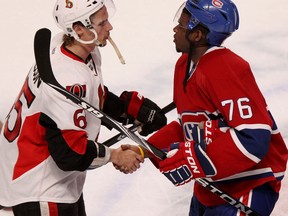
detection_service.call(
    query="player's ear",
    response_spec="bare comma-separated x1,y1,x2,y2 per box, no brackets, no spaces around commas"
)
73,23,85,38
188,29,203,42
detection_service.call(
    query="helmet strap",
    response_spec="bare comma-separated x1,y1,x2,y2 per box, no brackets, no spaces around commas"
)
182,30,209,92
183,42,194,93
74,29,106,47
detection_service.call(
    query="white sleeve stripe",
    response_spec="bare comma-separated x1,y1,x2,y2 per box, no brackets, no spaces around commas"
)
197,145,217,176
40,202,50,216
230,129,261,163
235,123,271,132
213,168,272,182
271,129,280,134
89,143,111,169
274,171,286,178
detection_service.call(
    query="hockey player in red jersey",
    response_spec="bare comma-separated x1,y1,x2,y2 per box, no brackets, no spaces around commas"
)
123,0,288,215
0,0,167,215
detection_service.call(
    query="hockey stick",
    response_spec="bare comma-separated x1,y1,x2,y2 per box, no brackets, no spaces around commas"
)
102,101,176,147
34,28,260,216
195,178,260,216
34,28,165,160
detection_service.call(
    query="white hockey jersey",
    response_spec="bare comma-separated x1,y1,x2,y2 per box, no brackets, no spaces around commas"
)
0,35,105,206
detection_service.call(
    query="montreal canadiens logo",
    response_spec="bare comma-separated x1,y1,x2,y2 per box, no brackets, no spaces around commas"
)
212,0,223,8
66,84,86,98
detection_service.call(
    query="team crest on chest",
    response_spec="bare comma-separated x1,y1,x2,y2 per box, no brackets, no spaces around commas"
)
66,84,86,98
181,112,209,141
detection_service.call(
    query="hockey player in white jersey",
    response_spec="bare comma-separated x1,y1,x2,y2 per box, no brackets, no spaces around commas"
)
0,0,167,215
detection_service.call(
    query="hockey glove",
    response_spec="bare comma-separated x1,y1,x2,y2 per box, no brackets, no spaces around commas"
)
120,91,167,136
159,142,216,186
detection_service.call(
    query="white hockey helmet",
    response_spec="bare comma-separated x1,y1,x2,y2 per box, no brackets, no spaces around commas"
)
53,0,115,39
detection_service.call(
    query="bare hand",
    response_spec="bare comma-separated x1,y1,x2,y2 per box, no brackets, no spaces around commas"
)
110,147,144,174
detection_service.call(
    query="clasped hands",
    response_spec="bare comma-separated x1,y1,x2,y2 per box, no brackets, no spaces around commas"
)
111,144,144,174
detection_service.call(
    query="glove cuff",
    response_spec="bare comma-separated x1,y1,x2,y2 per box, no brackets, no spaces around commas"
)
89,143,111,169
120,91,144,118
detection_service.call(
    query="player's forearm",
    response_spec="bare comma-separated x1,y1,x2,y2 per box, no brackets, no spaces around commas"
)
206,127,271,179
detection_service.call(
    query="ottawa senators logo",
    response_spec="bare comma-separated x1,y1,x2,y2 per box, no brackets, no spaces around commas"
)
66,0,73,8
66,84,86,98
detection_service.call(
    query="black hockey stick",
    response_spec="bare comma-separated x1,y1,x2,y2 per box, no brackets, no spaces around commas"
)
102,101,176,147
34,28,165,160
34,28,260,216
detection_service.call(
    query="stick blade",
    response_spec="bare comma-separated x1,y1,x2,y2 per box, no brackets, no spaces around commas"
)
34,28,53,84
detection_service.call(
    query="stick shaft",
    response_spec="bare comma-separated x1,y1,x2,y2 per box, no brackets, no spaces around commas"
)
102,102,175,147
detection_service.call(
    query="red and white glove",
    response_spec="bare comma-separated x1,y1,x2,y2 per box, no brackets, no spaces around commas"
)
120,91,167,136
159,142,216,186
159,119,229,186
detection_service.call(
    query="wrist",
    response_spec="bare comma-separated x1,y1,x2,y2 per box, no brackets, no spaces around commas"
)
89,143,111,169
109,148,119,164
137,145,145,158
120,144,148,158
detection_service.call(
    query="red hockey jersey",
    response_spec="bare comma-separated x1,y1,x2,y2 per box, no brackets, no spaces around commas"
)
149,47,288,206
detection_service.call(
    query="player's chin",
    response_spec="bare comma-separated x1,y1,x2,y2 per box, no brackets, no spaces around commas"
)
175,45,181,53
174,41,179,50
103,36,110,45
99,39,107,47
102,40,107,46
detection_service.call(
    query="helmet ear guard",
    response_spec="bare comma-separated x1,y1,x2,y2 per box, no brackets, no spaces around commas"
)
207,31,232,46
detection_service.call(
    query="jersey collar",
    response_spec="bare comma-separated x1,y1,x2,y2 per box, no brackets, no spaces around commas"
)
60,45,85,63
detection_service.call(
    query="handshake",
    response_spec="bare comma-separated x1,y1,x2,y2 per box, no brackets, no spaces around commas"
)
111,144,146,174
110,119,229,176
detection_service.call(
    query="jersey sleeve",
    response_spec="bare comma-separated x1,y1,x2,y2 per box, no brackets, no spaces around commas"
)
39,112,96,171
198,52,273,179
147,120,184,167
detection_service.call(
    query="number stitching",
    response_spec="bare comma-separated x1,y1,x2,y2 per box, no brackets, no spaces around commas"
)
221,97,253,121
4,78,35,142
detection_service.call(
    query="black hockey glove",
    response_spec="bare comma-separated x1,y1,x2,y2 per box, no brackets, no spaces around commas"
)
120,91,167,136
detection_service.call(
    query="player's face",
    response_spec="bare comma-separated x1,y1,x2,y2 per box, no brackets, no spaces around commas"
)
91,6,113,46
173,11,191,53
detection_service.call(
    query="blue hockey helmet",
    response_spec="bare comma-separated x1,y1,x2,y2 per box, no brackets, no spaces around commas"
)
176,0,239,46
